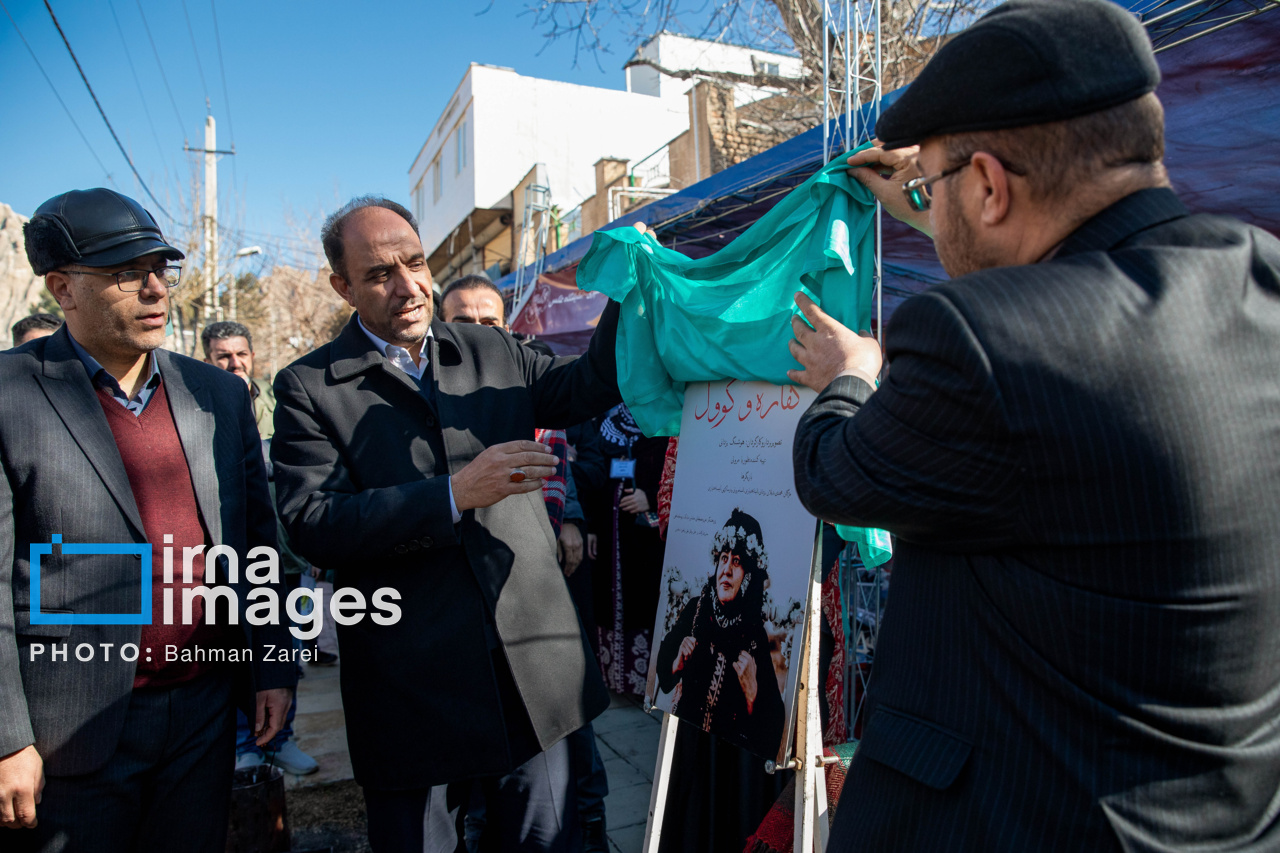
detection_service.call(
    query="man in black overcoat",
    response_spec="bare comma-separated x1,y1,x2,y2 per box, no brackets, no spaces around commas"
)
270,197,626,853
787,1,1280,850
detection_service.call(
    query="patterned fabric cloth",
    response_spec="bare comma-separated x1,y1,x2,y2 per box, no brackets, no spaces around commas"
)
535,427,569,537
656,437,679,539
742,741,860,853
821,567,848,747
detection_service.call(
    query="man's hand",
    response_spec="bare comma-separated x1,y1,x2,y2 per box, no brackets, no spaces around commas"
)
846,142,933,236
673,636,697,674
452,441,558,512
254,688,293,748
787,293,883,393
587,534,598,560
0,745,44,829
618,488,650,515
559,522,584,577
733,651,759,713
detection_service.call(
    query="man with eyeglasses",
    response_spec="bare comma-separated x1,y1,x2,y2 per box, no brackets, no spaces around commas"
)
787,1,1280,850
0,188,295,852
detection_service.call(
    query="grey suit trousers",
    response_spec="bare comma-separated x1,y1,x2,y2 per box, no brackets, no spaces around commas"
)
11,670,235,853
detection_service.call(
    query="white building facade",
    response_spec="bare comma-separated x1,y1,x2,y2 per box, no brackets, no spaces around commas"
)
409,63,689,262
409,38,804,283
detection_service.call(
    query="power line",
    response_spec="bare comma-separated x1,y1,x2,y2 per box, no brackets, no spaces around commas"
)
135,0,188,140
42,0,176,223
106,0,184,210
207,0,240,199
0,0,117,187
179,0,210,103
207,0,235,144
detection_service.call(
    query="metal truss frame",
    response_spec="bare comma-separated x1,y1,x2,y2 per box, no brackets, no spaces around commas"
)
1134,0,1280,52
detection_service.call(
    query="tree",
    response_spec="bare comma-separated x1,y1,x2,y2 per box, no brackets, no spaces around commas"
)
527,0,995,113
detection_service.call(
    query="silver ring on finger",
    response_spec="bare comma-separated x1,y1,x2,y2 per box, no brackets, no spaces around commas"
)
509,469,527,483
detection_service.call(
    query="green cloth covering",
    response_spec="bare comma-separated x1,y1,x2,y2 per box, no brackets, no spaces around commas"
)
577,145,878,438
578,143,891,565
836,524,893,568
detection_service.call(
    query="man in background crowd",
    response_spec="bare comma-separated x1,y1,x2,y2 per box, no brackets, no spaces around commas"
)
201,320,325,777
10,313,62,347
202,321,275,437
0,187,293,850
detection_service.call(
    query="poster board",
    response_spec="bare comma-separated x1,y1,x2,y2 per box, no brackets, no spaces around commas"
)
645,379,819,762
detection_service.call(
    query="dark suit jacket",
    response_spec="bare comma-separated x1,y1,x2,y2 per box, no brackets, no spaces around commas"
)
0,328,295,776
794,189,1280,851
271,306,623,790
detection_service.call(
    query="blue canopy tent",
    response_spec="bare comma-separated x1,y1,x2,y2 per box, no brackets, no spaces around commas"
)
500,0,1280,352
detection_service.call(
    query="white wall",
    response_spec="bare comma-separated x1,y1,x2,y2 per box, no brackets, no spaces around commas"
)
410,64,689,258
627,33,804,106
409,71,479,257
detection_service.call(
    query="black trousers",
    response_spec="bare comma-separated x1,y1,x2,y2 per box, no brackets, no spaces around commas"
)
364,737,580,853
14,669,236,853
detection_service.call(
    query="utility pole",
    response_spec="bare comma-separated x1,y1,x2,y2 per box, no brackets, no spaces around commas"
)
204,115,217,323
185,105,234,327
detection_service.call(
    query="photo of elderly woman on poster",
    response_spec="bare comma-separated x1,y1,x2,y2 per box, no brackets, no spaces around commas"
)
656,508,786,759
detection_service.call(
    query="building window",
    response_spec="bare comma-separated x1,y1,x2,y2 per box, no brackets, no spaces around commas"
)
413,179,425,223
432,158,442,203
764,62,779,76
455,117,468,175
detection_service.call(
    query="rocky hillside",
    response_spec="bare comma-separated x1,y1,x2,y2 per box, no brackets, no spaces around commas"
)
0,203,45,348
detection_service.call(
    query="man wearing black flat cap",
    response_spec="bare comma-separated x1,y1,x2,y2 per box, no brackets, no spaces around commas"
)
787,0,1280,849
0,188,294,852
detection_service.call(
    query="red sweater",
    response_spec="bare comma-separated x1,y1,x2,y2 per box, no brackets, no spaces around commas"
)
97,382,225,688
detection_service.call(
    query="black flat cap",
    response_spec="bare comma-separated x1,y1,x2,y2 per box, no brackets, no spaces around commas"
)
23,188,183,276
876,0,1160,149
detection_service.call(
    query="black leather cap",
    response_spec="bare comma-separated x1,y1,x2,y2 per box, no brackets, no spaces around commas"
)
23,188,183,275
876,0,1161,149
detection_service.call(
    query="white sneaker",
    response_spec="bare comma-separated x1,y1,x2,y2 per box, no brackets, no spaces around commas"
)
268,740,319,775
235,751,264,772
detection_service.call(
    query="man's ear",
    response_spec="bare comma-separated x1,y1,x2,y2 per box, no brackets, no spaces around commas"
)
971,152,1013,227
44,272,75,312
329,272,355,307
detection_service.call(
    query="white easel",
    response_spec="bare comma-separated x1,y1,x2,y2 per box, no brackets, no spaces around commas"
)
642,524,831,853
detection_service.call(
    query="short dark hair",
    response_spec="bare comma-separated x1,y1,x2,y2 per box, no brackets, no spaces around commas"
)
11,313,62,344
201,320,253,357
321,196,418,280
942,93,1165,203
440,275,506,322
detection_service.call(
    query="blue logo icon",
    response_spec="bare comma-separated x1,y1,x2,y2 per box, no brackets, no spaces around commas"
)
30,535,152,625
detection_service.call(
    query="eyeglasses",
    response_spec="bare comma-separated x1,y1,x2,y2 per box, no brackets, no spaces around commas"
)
62,265,183,292
902,161,974,212
902,155,1027,212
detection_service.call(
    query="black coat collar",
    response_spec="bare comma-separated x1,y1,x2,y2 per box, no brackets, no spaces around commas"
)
328,313,461,382
1056,187,1188,260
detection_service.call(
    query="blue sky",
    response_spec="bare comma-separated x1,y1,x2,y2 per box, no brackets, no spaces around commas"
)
0,0,664,268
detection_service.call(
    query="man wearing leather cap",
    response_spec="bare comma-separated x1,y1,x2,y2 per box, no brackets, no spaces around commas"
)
0,187,295,851
787,0,1280,849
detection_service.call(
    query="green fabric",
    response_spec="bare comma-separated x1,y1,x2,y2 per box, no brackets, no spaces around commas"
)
578,143,891,565
836,524,893,568
576,145,879,438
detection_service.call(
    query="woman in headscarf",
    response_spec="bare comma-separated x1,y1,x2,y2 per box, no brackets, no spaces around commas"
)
656,508,786,758
594,403,669,695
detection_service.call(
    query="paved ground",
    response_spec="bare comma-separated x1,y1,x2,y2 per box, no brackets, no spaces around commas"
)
594,693,663,853
284,606,664,851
